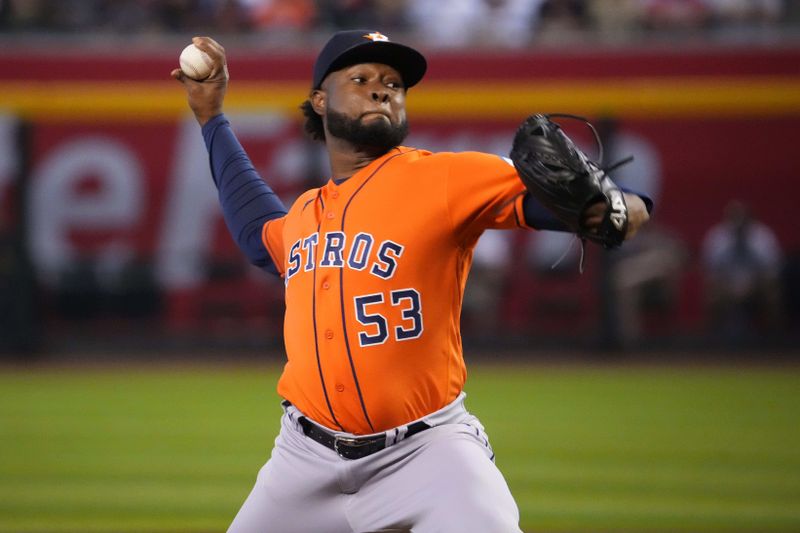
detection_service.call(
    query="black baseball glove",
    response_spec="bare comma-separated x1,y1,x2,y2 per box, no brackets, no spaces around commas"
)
510,113,632,248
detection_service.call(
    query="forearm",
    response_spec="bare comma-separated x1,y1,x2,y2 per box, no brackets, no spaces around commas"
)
523,189,653,232
202,114,287,273
522,193,570,231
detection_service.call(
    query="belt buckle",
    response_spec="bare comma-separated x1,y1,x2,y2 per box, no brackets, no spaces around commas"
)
333,436,363,458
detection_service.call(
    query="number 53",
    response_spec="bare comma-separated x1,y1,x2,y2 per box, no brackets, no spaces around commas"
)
354,289,423,347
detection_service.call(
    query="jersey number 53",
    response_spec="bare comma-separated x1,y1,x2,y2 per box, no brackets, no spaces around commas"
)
354,289,423,347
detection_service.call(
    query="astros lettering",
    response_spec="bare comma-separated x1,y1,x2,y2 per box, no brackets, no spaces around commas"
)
285,231,404,282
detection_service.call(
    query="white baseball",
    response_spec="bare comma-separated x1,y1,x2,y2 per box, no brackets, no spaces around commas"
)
179,44,213,80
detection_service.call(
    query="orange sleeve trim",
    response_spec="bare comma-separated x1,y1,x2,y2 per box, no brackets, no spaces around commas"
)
262,219,285,275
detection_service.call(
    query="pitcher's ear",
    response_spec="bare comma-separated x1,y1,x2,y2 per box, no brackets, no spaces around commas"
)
310,90,325,115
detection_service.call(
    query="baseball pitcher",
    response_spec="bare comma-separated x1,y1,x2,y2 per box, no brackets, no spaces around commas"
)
172,30,651,532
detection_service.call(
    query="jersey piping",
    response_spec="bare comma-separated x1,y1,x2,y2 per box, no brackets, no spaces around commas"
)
336,149,417,432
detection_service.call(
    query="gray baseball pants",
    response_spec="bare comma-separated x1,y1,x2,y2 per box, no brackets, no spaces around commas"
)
227,393,522,533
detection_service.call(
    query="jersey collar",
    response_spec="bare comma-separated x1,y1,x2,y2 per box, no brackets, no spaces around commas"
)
327,146,412,190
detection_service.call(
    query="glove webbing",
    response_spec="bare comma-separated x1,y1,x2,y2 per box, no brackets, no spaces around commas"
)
544,113,633,184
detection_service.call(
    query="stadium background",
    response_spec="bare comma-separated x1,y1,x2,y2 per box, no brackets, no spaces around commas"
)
1,1,799,531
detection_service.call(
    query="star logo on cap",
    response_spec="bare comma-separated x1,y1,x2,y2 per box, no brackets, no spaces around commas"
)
363,32,389,42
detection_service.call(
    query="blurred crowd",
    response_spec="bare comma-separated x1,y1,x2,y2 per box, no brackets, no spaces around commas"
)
0,0,795,47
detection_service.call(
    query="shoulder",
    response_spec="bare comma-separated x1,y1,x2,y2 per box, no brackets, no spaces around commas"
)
287,188,322,214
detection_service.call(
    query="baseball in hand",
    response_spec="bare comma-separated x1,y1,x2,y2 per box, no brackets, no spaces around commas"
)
179,44,213,80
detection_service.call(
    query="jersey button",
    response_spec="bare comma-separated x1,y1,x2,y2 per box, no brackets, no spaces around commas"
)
326,212,335,219
331,191,339,199
325,329,334,340
322,281,330,290
335,383,345,392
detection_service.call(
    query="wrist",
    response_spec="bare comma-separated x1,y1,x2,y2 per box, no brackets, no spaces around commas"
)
201,113,227,137
196,110,223,127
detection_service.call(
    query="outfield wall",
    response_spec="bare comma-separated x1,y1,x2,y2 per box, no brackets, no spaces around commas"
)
2,44,799,343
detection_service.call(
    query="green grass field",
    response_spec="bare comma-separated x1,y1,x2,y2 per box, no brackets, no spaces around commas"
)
1,361,798,532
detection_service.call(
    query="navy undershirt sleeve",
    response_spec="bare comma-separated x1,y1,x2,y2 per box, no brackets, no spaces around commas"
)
202,114,288,275
522,190,654,231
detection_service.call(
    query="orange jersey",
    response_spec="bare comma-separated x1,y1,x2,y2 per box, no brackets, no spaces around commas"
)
262,146,531,434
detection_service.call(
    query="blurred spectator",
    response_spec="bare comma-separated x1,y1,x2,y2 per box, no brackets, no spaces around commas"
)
704,0,784,40
316,0,378,31
462,230,513,338
0,0,11,28
372,0,410,31
637,0,785,34
535,0,593,43
701,200,784,340
405,0,488,48
609,224,687,348
587,0,642,41
242,0,317,31
787,0,800,23
213,0,254,33
479,0,546,47
406,0,544,48
706,0,783,26
639,0,711,31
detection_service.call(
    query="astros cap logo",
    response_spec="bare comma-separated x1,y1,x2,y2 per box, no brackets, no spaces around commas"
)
363,32,389,42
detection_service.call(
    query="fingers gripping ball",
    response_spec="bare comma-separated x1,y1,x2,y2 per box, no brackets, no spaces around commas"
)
179,44,213,80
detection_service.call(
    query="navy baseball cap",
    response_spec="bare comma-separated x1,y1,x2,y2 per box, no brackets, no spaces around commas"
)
312,30,427,90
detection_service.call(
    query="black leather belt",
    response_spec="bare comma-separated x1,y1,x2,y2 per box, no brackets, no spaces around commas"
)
296,416,432,460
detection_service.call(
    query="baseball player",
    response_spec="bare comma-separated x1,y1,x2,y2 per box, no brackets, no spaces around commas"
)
172,31,651,532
